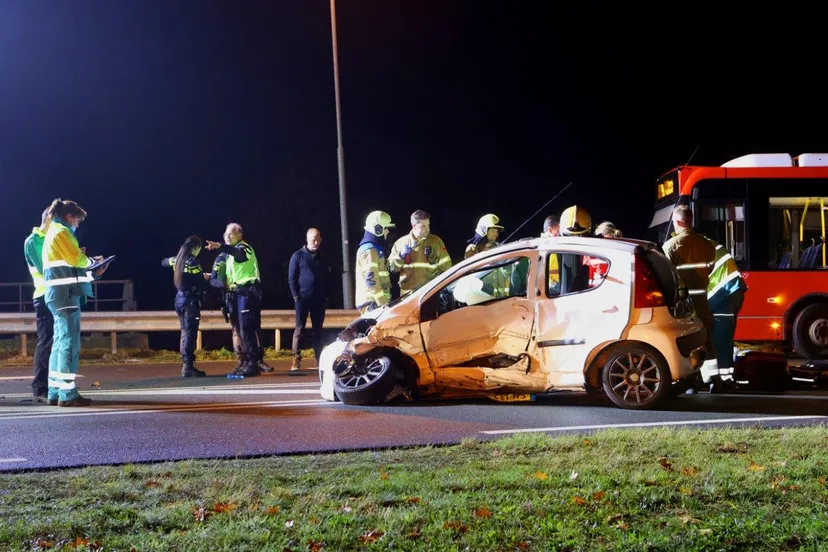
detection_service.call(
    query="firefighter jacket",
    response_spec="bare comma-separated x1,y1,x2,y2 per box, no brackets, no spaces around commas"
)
388,232,452,295
355,237,391,311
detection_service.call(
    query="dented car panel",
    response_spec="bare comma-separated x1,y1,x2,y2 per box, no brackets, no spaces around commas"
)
320,237,707,409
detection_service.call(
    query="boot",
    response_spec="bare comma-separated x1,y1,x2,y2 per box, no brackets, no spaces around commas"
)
182,363,206,378
258,349,274,372
238,362,261,378
58,395,92,407
289,354,302,374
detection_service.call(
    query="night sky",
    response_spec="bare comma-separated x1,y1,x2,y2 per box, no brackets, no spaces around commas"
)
2,1,826,311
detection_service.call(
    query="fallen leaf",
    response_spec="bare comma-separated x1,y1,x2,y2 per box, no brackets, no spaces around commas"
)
644,480,660,486
679,487,693,496
144,480,162,488
571,496,587,506
605,514,624,523
306,539,324,551
406,528,421,540
770,475,787,489
342,506,352,513
359,530,384,544
534,471,548,480
679,514,700,525
407,497,421,504
819,477,825,486
681,466,698,476
192,506,210,522
266,506,281,515
211,502,237,514
700,528,713,536
91,381,101,387
443,521,468,533
516,541,531,550
658,457,674,472
69,537,90,547
379,468,390,481
309,516,321,524
248,502,260,512
747,460,765,472
614,521,630,530
790,484,801,491
716,442,748,454
474,507,492,518
583,439,592,446
592,491,605,501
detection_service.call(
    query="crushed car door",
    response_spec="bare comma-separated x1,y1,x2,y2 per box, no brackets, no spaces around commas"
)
418,253,536,378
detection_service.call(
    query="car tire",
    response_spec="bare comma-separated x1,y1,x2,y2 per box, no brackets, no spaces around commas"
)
334,353,398,406
792,303,828,359
601,343,672,410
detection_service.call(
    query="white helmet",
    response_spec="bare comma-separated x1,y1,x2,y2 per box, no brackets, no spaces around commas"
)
475,213,504,237
364,210,395,236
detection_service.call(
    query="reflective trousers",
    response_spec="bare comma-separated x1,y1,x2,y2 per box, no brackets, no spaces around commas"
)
47,298,82,402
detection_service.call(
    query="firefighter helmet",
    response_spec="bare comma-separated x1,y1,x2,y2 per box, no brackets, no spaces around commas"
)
364,210,395,236
475,213,504,237
560,205,592,236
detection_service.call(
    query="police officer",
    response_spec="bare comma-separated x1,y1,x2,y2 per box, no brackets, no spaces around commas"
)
23,207,53,402
206,223,263,378
209,250,245,372
388,210,452,296
42,199,108,407
355,211,395,314
705,237,748,389
162,235,208,377
464,214,503,259
662,205,717,383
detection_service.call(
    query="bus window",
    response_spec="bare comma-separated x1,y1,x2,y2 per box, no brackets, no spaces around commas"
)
692,179,747,267
768,197,828,269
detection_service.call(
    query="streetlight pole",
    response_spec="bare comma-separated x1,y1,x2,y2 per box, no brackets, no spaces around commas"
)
329,0,354,309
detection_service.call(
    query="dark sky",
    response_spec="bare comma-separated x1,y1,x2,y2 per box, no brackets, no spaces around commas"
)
2,1,826,310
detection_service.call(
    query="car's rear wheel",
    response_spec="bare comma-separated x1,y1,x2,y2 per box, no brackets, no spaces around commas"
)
334,353,398,405
601,343,671,410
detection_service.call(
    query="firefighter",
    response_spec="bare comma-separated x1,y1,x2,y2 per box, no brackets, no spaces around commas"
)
464,214,503,259
661,205,717,385
355,211,395,314
42,199,108,407
559,205,592,236
705,237,748,389
388,210,452,296
162,236,208,377
541,215,560,294
209,250,247,372
206,223,263,378
23,207,53,402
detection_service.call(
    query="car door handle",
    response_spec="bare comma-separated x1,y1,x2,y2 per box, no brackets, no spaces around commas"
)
602,306,619,314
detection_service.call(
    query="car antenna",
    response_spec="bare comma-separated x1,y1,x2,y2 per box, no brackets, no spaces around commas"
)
684,145,700,166
502,181,574,243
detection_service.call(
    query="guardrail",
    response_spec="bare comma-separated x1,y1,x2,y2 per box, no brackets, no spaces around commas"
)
0,280,137,312
0,309,360,357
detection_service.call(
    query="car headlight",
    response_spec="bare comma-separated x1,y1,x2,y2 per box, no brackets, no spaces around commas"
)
338,317,377,342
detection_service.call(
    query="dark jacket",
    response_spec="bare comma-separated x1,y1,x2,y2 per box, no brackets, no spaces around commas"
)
288,246,331,301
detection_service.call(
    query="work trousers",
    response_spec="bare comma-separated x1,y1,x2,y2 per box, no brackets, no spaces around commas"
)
47,298,82,402
32,296,54,396
175,291,201,365
237,285,262,365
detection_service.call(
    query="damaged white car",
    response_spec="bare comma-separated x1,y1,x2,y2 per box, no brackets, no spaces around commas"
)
320,237,708,410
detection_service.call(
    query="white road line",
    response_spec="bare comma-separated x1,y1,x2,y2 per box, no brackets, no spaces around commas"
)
480,415,828,435
0,375,84,381
0,458,27,463
1,384,321,400
0,399,330,421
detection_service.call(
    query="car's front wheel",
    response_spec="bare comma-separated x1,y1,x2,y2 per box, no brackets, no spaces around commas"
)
601,343,671,410
334,353,398,406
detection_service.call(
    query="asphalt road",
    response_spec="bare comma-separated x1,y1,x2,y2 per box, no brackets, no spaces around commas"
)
1,360,826,472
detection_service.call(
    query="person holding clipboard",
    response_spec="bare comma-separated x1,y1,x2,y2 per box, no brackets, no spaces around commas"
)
42,199,111,407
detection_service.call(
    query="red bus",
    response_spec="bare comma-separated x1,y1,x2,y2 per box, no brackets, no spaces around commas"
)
647,152,828,359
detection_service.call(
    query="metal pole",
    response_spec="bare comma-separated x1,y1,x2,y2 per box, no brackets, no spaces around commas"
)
330,0,354,309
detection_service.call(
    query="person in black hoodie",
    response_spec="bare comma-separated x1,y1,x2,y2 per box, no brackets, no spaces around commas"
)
288,228,331,372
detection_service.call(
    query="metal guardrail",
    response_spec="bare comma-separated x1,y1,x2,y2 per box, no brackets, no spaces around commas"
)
0,309,360,356
0,280,137,312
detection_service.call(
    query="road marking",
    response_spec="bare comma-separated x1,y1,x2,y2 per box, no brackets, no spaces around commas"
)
0,399,330,421
0,457,27,463
480,415,828,435
0,375,84,381
1,383,321,400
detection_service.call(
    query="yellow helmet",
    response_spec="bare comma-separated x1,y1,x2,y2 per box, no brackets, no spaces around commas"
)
475,213,504,237
560,205,592,236
364,210,395,236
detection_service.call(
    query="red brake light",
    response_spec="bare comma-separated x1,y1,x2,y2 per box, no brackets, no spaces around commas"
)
634,254,665,308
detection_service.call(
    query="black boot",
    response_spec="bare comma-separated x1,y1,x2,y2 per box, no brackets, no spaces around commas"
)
182,363,206,378
258,348,274,372
239,362,261,378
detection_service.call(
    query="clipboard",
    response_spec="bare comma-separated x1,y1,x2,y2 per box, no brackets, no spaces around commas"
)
88,255,116,272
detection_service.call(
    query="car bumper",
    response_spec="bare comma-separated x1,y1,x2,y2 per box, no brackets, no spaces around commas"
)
628,307,706,382
319,339,348,401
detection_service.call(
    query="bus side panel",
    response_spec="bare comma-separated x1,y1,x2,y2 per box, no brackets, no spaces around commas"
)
735,271,828,341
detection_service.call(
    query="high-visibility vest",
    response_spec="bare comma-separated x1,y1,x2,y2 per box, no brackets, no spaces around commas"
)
707,241,747,302
42,220,94,296
226,241,260,289
23,227,47,299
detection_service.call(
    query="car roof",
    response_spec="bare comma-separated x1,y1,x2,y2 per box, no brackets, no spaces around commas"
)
490,236,655,255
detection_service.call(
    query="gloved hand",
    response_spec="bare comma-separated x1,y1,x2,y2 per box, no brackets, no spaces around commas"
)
401,244,414,264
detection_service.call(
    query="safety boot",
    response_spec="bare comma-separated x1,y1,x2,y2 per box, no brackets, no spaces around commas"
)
182,363,206,378
290,355,302,374
58,395,92,407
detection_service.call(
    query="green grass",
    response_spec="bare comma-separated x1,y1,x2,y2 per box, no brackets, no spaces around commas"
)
1,427,826,551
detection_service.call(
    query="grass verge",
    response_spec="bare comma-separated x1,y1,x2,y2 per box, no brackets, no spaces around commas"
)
1,427,826,551
0,347,314,367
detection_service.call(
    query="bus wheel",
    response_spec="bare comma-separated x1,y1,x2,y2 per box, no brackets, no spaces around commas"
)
792,303,828,359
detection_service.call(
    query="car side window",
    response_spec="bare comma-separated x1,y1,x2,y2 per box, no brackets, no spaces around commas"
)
547,252,609,297
425,256,531,319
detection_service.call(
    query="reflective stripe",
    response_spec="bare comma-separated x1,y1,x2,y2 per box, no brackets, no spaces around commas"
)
49,371,76,380
54,380,77,391
44,274,94,287
44,260,74,269
676,262,713,270
688,289,707,296
707,269,741,299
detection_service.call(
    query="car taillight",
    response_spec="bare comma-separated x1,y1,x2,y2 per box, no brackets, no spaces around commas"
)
634,254,665,308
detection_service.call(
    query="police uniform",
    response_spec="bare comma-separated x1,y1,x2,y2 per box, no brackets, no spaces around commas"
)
162,254,207,376
662,227,717,364
24,225,53,399
388,232,452,295
706,239,748,381
42,218,97,406
209,252,245,369
218,240,263,377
